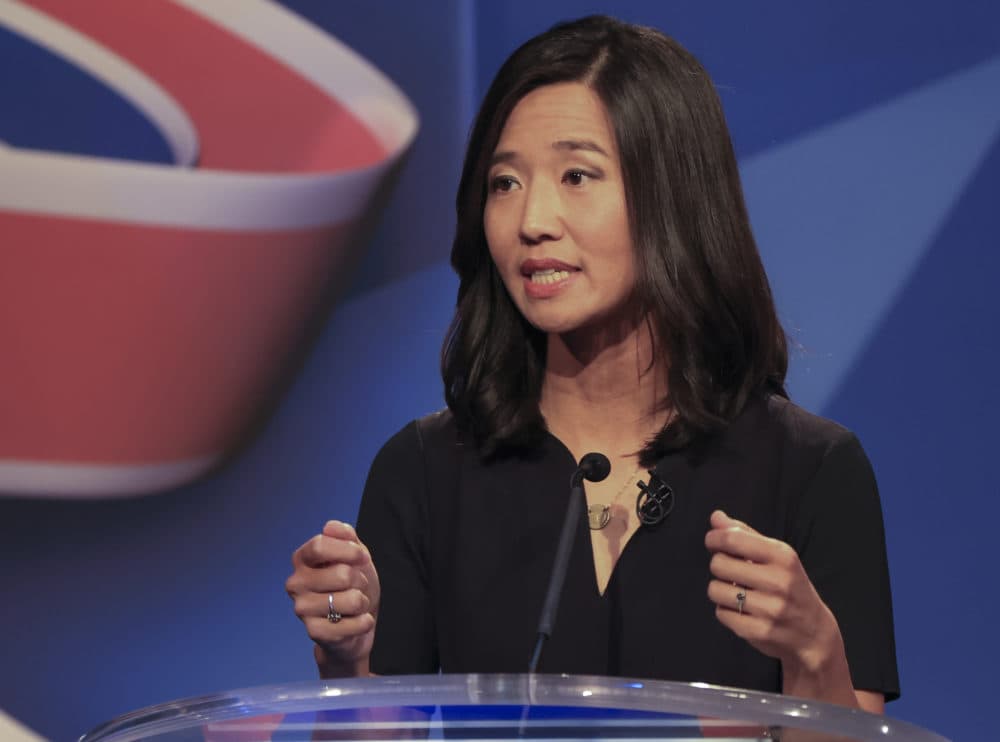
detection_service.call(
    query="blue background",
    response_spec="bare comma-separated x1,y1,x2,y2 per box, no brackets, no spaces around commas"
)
1,1,998,739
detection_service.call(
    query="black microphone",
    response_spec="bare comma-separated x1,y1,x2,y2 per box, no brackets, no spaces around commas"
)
576,451,611,483
636,470,675,526
528,452,610,673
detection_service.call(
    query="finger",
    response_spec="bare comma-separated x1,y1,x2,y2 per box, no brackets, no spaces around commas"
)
322,520,360,542
705,525,795,566
299,561,371,594
295,532,370,568
304,612,375,645
708,552,793,594
709,510,760,535
713,602,779,643
287,561,369,598
292,588,371,623
707,579,751,615
707,579,783,619
712,598,805,655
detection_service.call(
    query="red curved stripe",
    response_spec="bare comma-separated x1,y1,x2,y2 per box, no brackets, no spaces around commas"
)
24,0,387,172
0,211,359,462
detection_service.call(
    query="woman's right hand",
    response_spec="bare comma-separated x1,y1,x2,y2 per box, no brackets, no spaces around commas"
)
286,520,380,678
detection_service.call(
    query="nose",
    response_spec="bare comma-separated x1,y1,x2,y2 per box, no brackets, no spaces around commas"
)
518,180,563,244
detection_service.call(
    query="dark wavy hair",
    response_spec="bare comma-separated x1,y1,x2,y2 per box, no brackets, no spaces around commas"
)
442,15,787,463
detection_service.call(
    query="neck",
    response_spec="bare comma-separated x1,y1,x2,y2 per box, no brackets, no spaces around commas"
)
540,317,670,458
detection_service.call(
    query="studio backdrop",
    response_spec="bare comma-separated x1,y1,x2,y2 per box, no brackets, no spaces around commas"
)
1,1,997,740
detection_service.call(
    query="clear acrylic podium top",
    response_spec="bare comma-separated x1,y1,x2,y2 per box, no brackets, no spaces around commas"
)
79,674,948,742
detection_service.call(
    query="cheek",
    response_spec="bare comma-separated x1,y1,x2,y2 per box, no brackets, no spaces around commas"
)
586,216,634,273
578,195,629,241
595,233,638,299
622,246,641,288
609,209,636,279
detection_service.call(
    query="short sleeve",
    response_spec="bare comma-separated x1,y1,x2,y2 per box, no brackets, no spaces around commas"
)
356,422,439,674
792,432,901,700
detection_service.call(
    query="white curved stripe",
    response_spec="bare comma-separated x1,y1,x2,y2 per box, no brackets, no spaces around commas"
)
0,455,218,498
0,0,199,166
0,0,419,230
0,711,46,742
176,0,419,154
0,145,389,229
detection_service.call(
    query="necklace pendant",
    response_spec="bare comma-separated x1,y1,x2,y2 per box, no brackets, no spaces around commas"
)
587,504,611,530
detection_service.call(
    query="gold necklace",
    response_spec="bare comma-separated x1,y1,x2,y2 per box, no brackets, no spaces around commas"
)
587,464,642,530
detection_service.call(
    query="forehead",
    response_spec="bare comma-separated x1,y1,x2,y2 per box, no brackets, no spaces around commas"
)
495,83,616,151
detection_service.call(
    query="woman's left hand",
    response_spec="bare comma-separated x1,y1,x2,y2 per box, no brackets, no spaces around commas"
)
704,510,858,706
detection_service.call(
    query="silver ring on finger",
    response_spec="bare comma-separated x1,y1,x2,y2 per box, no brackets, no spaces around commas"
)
735,587,747,616
327,593,342,623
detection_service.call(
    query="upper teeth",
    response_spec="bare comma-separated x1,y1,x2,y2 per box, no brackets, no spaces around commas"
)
531,269,570,284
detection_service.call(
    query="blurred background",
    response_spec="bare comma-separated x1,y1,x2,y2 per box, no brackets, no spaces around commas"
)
1,1,997,739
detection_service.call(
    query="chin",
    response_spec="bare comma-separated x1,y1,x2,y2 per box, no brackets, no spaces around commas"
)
522,311,589,336
522,302,640,342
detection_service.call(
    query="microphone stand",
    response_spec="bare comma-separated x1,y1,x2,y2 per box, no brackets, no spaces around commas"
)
528,468,586,673
528,452,610,673
520,453,609,738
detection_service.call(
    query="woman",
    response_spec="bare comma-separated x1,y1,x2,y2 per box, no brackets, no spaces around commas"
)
286,15,899,712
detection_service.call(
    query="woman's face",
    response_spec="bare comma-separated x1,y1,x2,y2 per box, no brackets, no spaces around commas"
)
484,83,636,337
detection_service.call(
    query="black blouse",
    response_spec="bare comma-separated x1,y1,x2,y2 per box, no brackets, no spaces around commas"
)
356,394,900,699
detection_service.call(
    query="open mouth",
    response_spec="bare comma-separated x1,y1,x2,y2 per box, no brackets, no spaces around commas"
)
529,268,572,284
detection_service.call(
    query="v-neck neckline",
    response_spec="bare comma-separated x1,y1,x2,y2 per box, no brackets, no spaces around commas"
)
543,430,647,600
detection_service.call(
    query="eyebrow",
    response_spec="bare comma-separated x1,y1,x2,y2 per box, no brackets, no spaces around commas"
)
490,139,610,166
553,139,609,156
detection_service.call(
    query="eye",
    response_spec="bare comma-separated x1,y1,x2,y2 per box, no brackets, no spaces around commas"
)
562,169,592,186
489,175,520,193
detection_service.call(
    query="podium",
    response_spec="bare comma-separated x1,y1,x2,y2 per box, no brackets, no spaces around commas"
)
79,674,948,741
